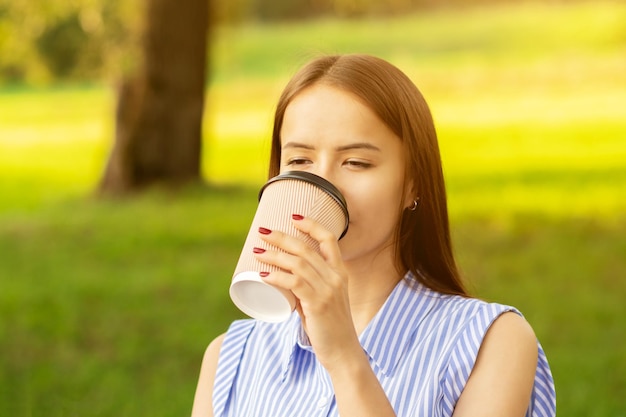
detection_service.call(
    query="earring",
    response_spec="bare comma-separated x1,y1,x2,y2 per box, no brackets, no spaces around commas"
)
409,197,420,211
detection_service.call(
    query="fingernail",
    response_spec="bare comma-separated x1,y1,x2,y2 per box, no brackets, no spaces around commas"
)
259,271,270,277
253,247,265,254
258,227,272,235
292,214,304,220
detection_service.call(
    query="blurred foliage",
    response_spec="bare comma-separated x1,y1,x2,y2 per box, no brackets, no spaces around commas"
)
0,0,594,85
0,0,141,84
220,0,595,21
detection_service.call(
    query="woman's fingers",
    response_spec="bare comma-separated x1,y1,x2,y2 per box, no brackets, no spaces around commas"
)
256,217,339,275
254,237,321,298
290,215,344,268
253,216,347,301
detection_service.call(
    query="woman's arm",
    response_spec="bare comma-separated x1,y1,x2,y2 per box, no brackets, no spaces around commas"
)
452,312,539,417
190,333,225,417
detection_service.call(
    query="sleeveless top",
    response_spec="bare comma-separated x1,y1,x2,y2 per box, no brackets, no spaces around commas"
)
212,273,556,416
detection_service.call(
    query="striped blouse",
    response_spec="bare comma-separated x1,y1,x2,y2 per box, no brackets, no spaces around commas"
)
212,272,556,416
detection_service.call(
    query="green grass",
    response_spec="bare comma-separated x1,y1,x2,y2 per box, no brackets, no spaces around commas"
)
1,1,626,416
0,187,255,415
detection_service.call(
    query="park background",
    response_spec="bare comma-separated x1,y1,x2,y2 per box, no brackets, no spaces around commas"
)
1,0,625,415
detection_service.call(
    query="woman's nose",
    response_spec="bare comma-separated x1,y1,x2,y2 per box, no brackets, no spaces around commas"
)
311,165,334,184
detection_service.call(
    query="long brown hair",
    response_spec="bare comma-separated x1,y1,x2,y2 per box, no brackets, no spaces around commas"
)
269,54,467,296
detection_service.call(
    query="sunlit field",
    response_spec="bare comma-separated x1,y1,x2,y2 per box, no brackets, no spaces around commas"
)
1,2,625,416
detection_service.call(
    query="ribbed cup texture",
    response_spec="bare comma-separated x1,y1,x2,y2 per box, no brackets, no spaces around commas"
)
233,179,347,277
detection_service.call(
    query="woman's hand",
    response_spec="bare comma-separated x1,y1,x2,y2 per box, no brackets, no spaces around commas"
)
255,214,397,416
253,214,361,371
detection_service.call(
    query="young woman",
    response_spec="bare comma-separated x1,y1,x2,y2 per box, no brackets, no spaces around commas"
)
191,54,556,417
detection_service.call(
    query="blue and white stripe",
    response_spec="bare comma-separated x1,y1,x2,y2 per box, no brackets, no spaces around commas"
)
212,272,556,417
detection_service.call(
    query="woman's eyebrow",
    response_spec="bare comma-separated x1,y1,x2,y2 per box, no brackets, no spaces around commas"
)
336,142,381,152
282,141,381,152
282,141,315,150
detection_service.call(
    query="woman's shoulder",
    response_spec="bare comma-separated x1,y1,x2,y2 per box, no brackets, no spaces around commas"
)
190,332,227,417
190,321,258,417
435,296,556,416
455,309,560,416
440,294,533,349
200,331,230,382
199,320,257,373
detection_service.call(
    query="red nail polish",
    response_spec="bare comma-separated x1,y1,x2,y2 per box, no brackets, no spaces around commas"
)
258,227,272,235
253,247,265,254
259,271,270,277
292,214,304,220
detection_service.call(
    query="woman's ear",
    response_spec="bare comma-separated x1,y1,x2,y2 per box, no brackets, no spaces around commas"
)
403,180,417,210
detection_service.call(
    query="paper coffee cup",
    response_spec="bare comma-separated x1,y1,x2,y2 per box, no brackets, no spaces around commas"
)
229,171,349,322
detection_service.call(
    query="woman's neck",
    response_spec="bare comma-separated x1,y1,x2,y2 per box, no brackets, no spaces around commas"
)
344,256,404,336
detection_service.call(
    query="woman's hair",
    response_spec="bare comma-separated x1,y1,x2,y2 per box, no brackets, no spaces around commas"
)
269,54,467,296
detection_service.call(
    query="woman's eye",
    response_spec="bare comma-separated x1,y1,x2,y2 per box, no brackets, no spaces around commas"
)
286,158,310,166
345,160,372,168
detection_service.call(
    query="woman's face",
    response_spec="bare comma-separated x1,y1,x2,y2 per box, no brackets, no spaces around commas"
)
279,84,412,266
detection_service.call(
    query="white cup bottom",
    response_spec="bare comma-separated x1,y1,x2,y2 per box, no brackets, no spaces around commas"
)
229,271,295,322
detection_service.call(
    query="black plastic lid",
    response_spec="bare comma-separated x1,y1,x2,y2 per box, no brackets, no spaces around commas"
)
259,171,349,239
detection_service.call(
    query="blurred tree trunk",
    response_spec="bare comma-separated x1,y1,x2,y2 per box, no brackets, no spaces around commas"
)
100,0,209,194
